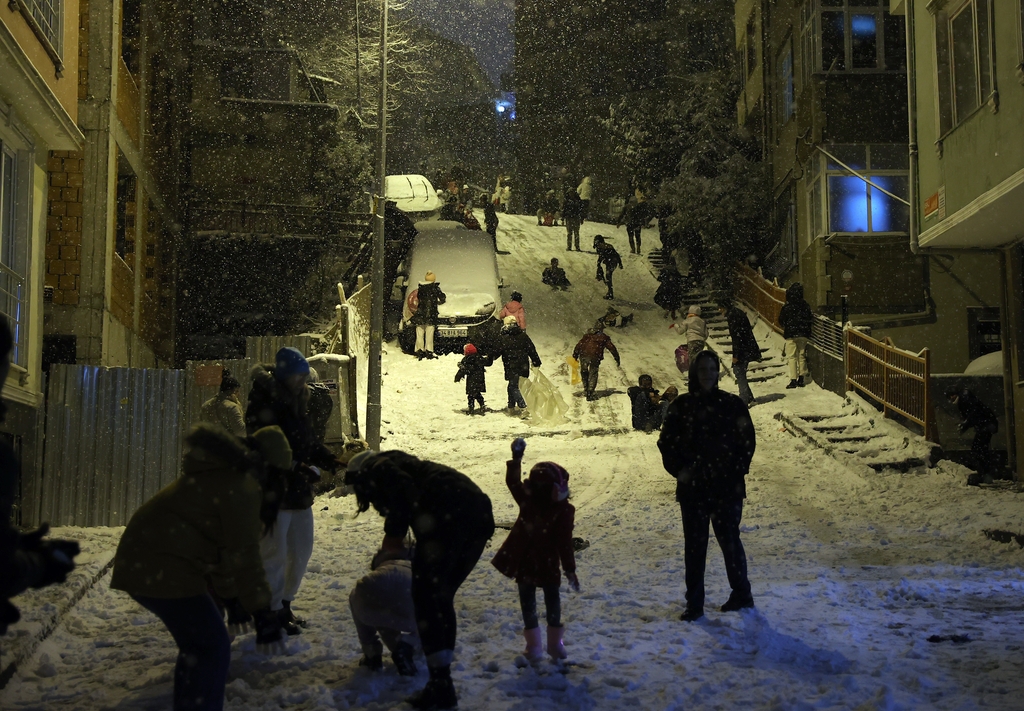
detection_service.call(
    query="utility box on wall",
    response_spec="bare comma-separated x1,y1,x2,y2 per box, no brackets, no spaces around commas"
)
966,307,1001,361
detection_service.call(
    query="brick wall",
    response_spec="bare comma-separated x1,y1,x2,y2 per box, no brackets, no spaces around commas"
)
46,151,84,306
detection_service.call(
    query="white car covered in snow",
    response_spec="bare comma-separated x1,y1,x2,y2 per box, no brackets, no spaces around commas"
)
397,221,502,353
385,174,443,221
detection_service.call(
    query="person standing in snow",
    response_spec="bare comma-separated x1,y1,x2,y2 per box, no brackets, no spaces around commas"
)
483,193,499,249
343,450,495,711
675,305,708,363
594,235,623,300
654,264,686,320
499,291,527,331
1,319,80,643
576,175,592,221
111,424,294,710
720,301,762,407
778,282,813,389
572,321,621,401
562,187,584,251
496,316,542,411
349,542,419,676
492,438,579,663
409,271,447,360
455,343,491,414
616,191,653,255
658,350,756,622
199,369,247,437
946,386,999,482
247,348,340,635
542,258,572,290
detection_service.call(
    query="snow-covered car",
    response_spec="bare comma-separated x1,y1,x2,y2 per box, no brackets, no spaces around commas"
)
397,222,502,353
385,174,443,221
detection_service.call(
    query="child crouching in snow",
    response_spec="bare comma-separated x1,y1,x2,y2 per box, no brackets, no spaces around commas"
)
492,438,579,662
455,343,491,414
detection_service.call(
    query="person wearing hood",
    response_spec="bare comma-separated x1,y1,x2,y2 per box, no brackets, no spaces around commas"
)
499,291,527,331
946,386,999,482
247,347,340,635
658,351,756,622
111,424,294,709
720,301,763,407
572,321,621,401
492,438,579,663
778,282,813,388
495,316,542,410
409,271,447,360
199,369,246,437
654,264,686,320
343,450,495,711
1,319,80,644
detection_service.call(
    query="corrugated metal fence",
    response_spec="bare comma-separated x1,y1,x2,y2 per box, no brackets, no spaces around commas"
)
35,365,184,528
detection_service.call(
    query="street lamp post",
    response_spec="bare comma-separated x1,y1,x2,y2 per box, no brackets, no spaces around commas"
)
366,0,388,450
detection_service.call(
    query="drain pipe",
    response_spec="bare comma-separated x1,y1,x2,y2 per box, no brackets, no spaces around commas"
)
906,0,921,255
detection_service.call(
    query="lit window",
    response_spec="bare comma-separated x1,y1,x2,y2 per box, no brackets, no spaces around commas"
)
801,1,904,74
809,145,909,236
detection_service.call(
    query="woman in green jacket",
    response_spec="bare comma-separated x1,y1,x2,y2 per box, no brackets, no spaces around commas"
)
111,423,291,711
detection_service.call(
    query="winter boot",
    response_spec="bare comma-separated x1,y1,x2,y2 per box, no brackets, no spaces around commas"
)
719,593,755,613
277,608,302,636
281,600,307,628
522,627,544,662
359,652,383,671
797,376,806,387
785,379,799,389
546,626,567,661
407,665,457,710
392,640,418,676
679,606,704,622
467,398,475,414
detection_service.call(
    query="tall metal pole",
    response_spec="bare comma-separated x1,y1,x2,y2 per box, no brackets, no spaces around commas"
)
354,0,362,116
366,0,388,450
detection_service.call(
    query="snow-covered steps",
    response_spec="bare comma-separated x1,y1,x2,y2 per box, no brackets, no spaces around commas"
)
774,394,941,473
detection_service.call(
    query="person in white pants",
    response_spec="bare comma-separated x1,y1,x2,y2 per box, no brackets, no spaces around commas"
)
409,271,446,360
261,507,315,616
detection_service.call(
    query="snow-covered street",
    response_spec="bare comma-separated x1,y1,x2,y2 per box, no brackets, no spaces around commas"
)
3,215,1024,710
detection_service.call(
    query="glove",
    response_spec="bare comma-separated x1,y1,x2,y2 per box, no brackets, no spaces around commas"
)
511,437,526,461
253,608,286,655
32,539,80,588
566,571,580,592
224,598,252,635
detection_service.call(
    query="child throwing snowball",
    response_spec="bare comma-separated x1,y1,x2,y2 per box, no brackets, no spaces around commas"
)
492,438,579,662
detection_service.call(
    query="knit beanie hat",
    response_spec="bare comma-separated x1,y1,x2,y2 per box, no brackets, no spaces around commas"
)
526,462,570,502
274,347,309,381
345,449,378,479
510,291,523,303
503,315,518,327
251,426,293,469
688,305,702,316
219,369,240,392
425,271,436,282
464,343,478,355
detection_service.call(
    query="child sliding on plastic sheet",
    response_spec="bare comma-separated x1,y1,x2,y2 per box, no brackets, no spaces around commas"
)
492,438,579,663
455,343,491,414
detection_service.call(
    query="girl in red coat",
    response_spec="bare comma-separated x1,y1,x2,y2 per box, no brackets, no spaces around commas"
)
492,438,579,662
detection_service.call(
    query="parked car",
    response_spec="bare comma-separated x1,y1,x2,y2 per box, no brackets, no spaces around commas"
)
397,222,503,353
385,174,443,221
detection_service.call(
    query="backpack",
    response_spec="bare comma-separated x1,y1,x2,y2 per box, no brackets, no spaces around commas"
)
675,344,690,375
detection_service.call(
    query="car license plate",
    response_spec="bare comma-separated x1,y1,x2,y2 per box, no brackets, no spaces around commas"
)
437,327,468,338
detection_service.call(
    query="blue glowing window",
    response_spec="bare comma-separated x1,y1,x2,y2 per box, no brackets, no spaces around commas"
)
851,14,877,68
828,176,868,232
869,176,909,232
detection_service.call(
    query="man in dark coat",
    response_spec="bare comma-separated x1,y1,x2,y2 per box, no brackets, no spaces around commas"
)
483,193,499,249
247,348,339,633
654,265,686,319
946,386,999,481
594,235,623,300
616,195,653,254
1,320,79,641
720,301,763,406
627,374,661,431
658,350,756,622
572,321,621,400
562,188,584,251
495,317,542,410
410,271,447,360
778,282,813,388
344,450,495,711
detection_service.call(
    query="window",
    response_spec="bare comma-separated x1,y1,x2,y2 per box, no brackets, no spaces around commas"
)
0,140,27,367
808,145,909,235
13,0,64,59
115,153,137,263
778,41,794,125
934,0,992,134
800,0,905,74
121,0,142,75
745,12,757,78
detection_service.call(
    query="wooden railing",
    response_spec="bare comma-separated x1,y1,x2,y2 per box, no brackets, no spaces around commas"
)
735,263,786,333
846,329,932,438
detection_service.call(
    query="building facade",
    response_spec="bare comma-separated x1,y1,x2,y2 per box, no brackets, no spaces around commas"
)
2,0,86,519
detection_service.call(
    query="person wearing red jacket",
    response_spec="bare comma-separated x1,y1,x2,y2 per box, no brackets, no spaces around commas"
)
572,321,621,401
492,438,578,662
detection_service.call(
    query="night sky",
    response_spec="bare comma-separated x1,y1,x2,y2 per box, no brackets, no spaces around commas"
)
406,0,514,86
